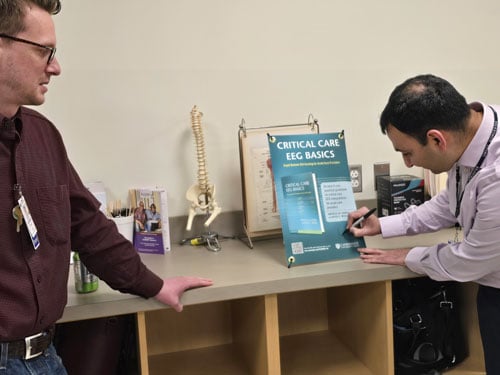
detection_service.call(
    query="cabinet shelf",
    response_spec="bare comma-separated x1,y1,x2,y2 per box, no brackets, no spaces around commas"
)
137,280,484,375
139,295,280,375
149,343,249,374
280,330,374,375
277,283,393,375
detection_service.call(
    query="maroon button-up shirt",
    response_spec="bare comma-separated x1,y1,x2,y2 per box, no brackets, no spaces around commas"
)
0,107,163,340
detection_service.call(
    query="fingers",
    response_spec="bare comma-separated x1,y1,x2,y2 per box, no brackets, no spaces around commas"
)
172,277,213,312
173,302,183,313
357,248,409,266
357,247,380,255
358,247,392,264
186,277,213,290
350,226,366,237
345,207,380,236
350,223,374,237
346,207,369,227
198,277,214,285
155,276,213,311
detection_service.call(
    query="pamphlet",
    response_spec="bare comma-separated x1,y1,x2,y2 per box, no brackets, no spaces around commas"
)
129,187,171,254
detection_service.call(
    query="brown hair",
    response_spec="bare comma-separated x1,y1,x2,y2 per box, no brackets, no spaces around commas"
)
0,0,61,35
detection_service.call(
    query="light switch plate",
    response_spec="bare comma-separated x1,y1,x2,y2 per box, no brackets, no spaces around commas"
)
373,162,390,190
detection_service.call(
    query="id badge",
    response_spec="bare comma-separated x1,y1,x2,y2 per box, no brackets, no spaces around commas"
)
18,195,40,250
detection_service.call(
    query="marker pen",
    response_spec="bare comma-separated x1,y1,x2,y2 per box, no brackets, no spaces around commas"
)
343,207,377,234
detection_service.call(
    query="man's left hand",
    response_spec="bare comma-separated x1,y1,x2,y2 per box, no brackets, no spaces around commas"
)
358,247,410,266
154,276,213,312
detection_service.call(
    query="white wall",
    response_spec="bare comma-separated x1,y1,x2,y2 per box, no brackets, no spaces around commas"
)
40,0,500,216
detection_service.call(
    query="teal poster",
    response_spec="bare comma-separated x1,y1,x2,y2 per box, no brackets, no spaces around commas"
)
267,132,365,266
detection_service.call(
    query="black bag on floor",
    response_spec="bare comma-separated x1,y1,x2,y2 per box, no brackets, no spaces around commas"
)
392,278,467,375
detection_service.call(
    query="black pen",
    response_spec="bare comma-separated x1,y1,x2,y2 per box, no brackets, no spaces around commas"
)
343,207,377,234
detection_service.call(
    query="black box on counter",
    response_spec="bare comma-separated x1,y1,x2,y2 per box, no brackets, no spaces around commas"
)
377,174,425,217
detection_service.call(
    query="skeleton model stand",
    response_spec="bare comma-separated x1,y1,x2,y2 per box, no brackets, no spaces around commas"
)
185,106,222,251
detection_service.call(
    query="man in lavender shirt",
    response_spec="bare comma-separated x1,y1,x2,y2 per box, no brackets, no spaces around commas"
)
347,74,500,374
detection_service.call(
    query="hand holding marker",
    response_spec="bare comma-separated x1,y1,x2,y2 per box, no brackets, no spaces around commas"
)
343,208,377,235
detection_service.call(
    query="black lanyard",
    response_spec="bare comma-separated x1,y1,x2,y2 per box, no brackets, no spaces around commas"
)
455,106,498,218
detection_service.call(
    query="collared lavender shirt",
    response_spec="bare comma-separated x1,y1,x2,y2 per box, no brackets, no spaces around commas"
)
380,102,500,288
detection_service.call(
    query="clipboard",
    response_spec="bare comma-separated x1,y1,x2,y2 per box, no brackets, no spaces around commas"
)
238,115,319,248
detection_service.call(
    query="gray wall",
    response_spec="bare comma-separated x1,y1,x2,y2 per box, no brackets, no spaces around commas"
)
40,0,500,216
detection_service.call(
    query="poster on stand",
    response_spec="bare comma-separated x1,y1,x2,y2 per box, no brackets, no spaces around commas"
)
268,131,365,267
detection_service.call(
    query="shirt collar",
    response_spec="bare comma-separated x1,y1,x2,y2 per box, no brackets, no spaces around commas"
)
0,108,23,141
457,102,494,168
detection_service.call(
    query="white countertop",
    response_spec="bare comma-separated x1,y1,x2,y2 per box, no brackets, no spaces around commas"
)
61,229,454,322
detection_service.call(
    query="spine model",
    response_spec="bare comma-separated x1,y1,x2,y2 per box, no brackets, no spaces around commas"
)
185,106,221,231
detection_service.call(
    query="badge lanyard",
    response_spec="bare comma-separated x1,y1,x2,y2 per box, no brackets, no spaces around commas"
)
454,106,498,237
6,118,40,251
13,184,40,250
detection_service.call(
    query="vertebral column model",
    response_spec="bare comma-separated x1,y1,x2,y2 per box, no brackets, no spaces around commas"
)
185,106,221,231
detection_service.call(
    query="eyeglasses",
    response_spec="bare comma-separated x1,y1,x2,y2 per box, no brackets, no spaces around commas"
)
0,33,56,64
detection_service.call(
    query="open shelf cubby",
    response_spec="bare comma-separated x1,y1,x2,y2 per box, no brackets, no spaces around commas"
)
137,281,485,375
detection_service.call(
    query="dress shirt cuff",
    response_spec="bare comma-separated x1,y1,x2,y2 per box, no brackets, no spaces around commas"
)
379,215,406,238
404,246,428,275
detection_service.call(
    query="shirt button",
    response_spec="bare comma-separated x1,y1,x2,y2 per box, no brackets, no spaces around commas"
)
37,275,42,283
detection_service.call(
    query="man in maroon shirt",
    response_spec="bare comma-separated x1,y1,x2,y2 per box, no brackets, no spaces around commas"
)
0,1,212,373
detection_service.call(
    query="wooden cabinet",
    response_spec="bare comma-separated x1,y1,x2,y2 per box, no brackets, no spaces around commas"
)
62,231,485,375
279,283,393,375
137,296,280,375
137,281,484,375
137,281,393,375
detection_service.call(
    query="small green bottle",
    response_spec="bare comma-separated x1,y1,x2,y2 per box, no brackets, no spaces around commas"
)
73,252,98,293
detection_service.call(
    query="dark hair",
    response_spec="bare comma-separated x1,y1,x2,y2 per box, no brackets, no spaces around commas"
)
379,74,470,145
0,0,61,35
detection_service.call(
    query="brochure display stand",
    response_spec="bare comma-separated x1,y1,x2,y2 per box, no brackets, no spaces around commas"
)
238,116,319,248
